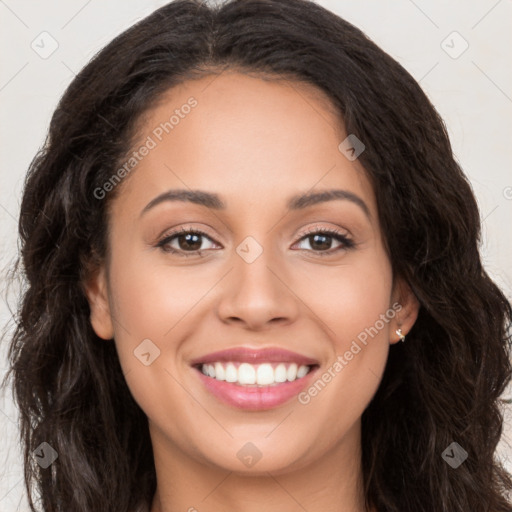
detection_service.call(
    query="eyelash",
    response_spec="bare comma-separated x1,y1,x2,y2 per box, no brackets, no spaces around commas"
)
156,226,355,258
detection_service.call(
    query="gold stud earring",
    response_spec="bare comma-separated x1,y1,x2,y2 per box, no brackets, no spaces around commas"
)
396,328,406,342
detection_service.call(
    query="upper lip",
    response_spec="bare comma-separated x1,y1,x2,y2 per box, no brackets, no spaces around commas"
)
190,347,319,366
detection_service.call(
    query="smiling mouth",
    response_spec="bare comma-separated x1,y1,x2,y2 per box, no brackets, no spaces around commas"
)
194,361,317,387
190,347,320,410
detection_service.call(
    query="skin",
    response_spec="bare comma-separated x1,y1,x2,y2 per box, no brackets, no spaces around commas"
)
85,71,419,512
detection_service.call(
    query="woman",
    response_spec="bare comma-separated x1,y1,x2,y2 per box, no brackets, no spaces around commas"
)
3,0,512,510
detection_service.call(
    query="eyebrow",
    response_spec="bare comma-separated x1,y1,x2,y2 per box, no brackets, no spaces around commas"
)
140,188,370,218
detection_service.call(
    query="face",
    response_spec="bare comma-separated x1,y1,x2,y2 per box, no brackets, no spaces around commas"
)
86,71,418,476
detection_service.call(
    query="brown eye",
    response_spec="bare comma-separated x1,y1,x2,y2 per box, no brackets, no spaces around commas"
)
307,233,334,251
157,229,218,256
294,229,354,255
176,232,203,251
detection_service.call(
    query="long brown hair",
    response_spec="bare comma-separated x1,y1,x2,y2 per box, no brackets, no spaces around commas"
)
2,0,512,510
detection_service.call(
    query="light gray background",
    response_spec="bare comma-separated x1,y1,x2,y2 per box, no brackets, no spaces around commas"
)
1,0,511,509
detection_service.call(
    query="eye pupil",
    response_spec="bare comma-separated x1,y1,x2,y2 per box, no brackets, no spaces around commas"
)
179,233,202,250
310,234,331,251
160,229,348,256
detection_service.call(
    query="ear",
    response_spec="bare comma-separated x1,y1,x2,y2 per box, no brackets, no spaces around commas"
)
389,277,420,344
82,265,114,340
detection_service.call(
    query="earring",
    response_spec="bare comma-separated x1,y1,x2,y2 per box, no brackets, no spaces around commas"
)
396,328,406,342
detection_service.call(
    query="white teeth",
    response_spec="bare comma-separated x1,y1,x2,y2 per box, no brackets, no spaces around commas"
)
287,363,298,381
256,363,274,385
225,363,238,383
199,361,312,386
274,363,287,383
297,365,309,378
214,362,225,381
238,363,256,384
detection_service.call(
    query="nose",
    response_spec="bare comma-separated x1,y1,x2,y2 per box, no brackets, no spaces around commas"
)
216,243,300,331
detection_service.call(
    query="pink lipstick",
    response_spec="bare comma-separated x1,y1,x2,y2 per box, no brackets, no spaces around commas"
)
191,347,319,410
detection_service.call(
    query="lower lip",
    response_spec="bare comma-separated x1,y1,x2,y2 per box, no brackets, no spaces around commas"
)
194,366,318,410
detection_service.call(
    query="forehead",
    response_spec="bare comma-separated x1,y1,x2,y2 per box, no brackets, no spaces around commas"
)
113,71,376,219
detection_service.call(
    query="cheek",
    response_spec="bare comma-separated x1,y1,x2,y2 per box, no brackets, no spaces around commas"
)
295,252,393,406
105,246,224,384
105,254,200,416
109,252,212,336
296,250,393,347
335,273,392,345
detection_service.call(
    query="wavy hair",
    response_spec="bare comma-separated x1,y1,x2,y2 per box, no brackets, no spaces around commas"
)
2,0,512,510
